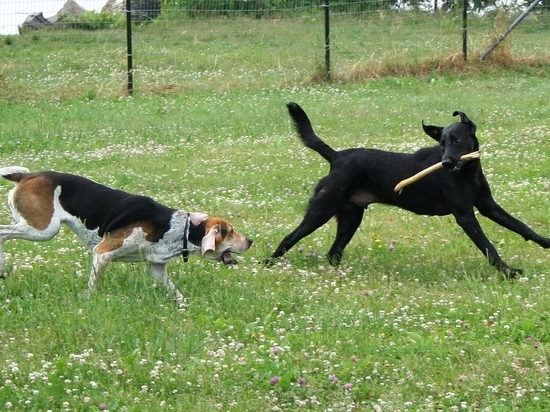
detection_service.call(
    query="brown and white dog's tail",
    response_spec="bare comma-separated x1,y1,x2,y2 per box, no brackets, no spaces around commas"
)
0,166,30,183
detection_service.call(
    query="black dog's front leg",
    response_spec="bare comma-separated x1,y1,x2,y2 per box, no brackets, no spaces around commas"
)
475,195,550,249
452,208,522,278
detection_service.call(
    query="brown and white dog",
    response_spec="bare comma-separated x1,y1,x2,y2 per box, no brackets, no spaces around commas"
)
0,167,253,303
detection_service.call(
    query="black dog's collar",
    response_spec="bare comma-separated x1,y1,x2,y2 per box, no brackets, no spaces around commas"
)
182,213,190,262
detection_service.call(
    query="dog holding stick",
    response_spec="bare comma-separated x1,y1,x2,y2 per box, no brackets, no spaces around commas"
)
265,102,550,277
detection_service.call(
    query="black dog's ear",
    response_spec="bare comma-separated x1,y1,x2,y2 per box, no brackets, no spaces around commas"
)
453,111,477,133
422,121,443,142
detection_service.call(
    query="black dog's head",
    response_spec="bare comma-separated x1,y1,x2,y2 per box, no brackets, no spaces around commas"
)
422,111,479,172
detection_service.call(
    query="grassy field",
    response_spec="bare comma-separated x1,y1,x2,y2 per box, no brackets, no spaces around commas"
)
1,14,550,412
2,11,550,100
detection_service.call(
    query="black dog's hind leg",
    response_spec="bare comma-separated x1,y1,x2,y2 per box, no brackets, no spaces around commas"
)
452,205,522,278
266,180,351,264
266,210,334,263
327,203,365,265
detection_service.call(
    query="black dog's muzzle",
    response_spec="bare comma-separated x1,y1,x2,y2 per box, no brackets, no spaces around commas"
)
442,158,465,172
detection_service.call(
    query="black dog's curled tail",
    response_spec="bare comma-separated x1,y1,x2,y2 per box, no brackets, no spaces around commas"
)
287,102,338,163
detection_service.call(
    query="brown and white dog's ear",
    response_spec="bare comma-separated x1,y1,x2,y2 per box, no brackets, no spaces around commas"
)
189,212,216,256
201,227,217,256
190,212,208,226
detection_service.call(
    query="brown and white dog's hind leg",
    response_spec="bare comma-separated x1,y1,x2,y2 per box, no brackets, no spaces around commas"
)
0,221,62,278
1,170,63,277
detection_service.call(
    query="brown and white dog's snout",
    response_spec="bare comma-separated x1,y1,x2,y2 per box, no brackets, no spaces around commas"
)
0,167,253,303
189,213,253,264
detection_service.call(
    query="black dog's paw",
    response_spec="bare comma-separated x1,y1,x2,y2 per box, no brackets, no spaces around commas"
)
262,257,275,266
505,267,523,279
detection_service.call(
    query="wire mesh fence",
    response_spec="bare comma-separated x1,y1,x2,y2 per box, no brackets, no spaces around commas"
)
1,0,549,99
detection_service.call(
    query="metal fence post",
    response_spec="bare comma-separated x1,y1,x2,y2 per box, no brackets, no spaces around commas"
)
462,0,467,62
323,0,331,80
126,0,134,95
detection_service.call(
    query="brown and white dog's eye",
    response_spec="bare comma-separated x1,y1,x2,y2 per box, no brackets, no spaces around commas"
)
218,224,227,239
223,224,235,238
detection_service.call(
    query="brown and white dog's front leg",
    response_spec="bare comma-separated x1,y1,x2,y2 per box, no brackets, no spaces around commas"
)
148,262,185,303
89,252,111,293
89,230,137,294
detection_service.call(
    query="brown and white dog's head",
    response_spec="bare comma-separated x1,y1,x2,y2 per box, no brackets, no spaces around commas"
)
188,212,253,264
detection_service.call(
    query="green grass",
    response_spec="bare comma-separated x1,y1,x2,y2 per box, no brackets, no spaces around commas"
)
1,14,550,412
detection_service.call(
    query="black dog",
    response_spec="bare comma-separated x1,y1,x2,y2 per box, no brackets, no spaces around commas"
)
265,102,550,277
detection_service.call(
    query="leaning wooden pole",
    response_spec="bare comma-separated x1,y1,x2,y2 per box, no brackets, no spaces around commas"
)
480,0,542,61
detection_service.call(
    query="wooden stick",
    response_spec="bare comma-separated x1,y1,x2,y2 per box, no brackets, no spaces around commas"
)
394,151,480,193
